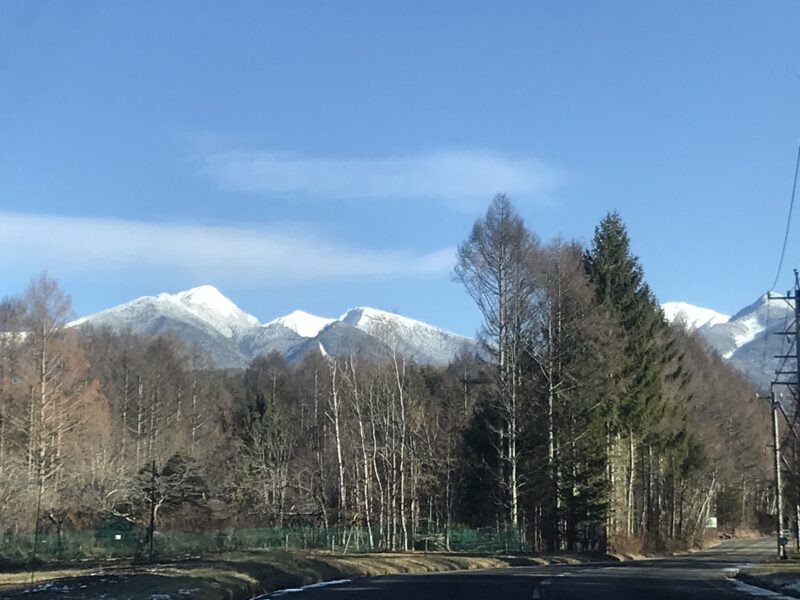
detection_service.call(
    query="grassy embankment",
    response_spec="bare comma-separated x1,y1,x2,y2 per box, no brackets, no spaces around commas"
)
1,533,722,599
0,550,596,599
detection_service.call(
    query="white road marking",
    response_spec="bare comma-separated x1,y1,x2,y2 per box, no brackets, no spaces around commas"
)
533,575,558,600
532,579,552,599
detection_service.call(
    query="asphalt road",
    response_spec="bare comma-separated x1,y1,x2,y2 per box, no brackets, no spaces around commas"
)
269,538,782,600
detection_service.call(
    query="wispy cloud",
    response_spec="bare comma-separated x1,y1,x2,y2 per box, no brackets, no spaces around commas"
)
202,148,564,207
0,213,454,282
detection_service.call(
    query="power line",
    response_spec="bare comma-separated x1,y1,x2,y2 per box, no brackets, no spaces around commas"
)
759,144,800,380
760,142,800,559
771,143,800,292
761,295,774,378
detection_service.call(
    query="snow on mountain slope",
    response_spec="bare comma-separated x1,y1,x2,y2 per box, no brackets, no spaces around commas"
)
72,285,261,338
339,307,462,338
70,286,263,368
175,285,260,337
339,307,473,365
661,302,729,332
236,322,306,361
663,293,794,388
267,310,335,338
286,321,392,364
728,293,788,342
723,294,795,386
71,293,204,333
70,287,474,368
699,293,790,359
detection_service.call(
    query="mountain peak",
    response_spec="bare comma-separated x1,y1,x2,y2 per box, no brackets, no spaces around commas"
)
728,291,786,322
339,306,471,345
268,310,334,338
175,285,248,318
339,306,379,322
661,301,730,331
170,285,260,336
341,306,417,327
339,306,466,335
663,292,799,387
176,284,226,301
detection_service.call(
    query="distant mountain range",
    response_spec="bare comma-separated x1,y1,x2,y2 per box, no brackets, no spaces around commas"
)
68,284,797,384
663,294,795,389
70,285,475,368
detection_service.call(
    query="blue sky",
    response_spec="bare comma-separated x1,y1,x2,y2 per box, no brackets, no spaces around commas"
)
1,1,800,336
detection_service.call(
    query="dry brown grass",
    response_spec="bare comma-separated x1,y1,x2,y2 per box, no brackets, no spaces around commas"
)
0,550,549,599
0,567,92,586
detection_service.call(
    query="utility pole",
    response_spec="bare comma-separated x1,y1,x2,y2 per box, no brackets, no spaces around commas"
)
773,389,786,560
793,271,800,553
769,270,800,558
759,387,787,559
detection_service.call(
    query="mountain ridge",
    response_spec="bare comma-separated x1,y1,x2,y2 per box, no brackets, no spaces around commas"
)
70,285,474,368
662,294,793,388
661,301,730,332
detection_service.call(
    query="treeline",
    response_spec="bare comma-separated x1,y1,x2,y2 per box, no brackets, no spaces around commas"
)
454,196,773,551
0,197,773,554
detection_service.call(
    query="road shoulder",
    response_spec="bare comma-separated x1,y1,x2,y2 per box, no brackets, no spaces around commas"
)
736,564,800,598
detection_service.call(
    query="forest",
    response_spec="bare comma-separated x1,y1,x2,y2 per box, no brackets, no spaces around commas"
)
0,196,775,557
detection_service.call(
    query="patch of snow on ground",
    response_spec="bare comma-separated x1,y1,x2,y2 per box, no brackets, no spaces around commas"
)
303,579,352,589
252,579,351,599
727,578,794,598
31,581,76,592
785,581,800,594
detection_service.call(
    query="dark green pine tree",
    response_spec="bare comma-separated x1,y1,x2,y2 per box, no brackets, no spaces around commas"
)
583,211,665,443
584,212,669,540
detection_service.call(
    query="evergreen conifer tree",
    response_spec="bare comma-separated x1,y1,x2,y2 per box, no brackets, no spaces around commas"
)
584,212,667,538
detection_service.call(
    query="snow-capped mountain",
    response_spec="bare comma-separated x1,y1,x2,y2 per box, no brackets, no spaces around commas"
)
662,294,794,388
72,285,259,338
70,286,474,369
267,310,335,338
661,302,730,333
340,307,473,364
174,286,260,337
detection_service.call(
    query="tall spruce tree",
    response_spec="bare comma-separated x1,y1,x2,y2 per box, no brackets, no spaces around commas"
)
584,212,667,539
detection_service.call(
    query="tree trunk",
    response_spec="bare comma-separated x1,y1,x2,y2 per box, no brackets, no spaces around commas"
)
626,429,635,537
329,362,347,540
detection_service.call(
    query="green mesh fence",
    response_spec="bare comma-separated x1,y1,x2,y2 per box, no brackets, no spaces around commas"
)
0,530,139,562
0,526,528,563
